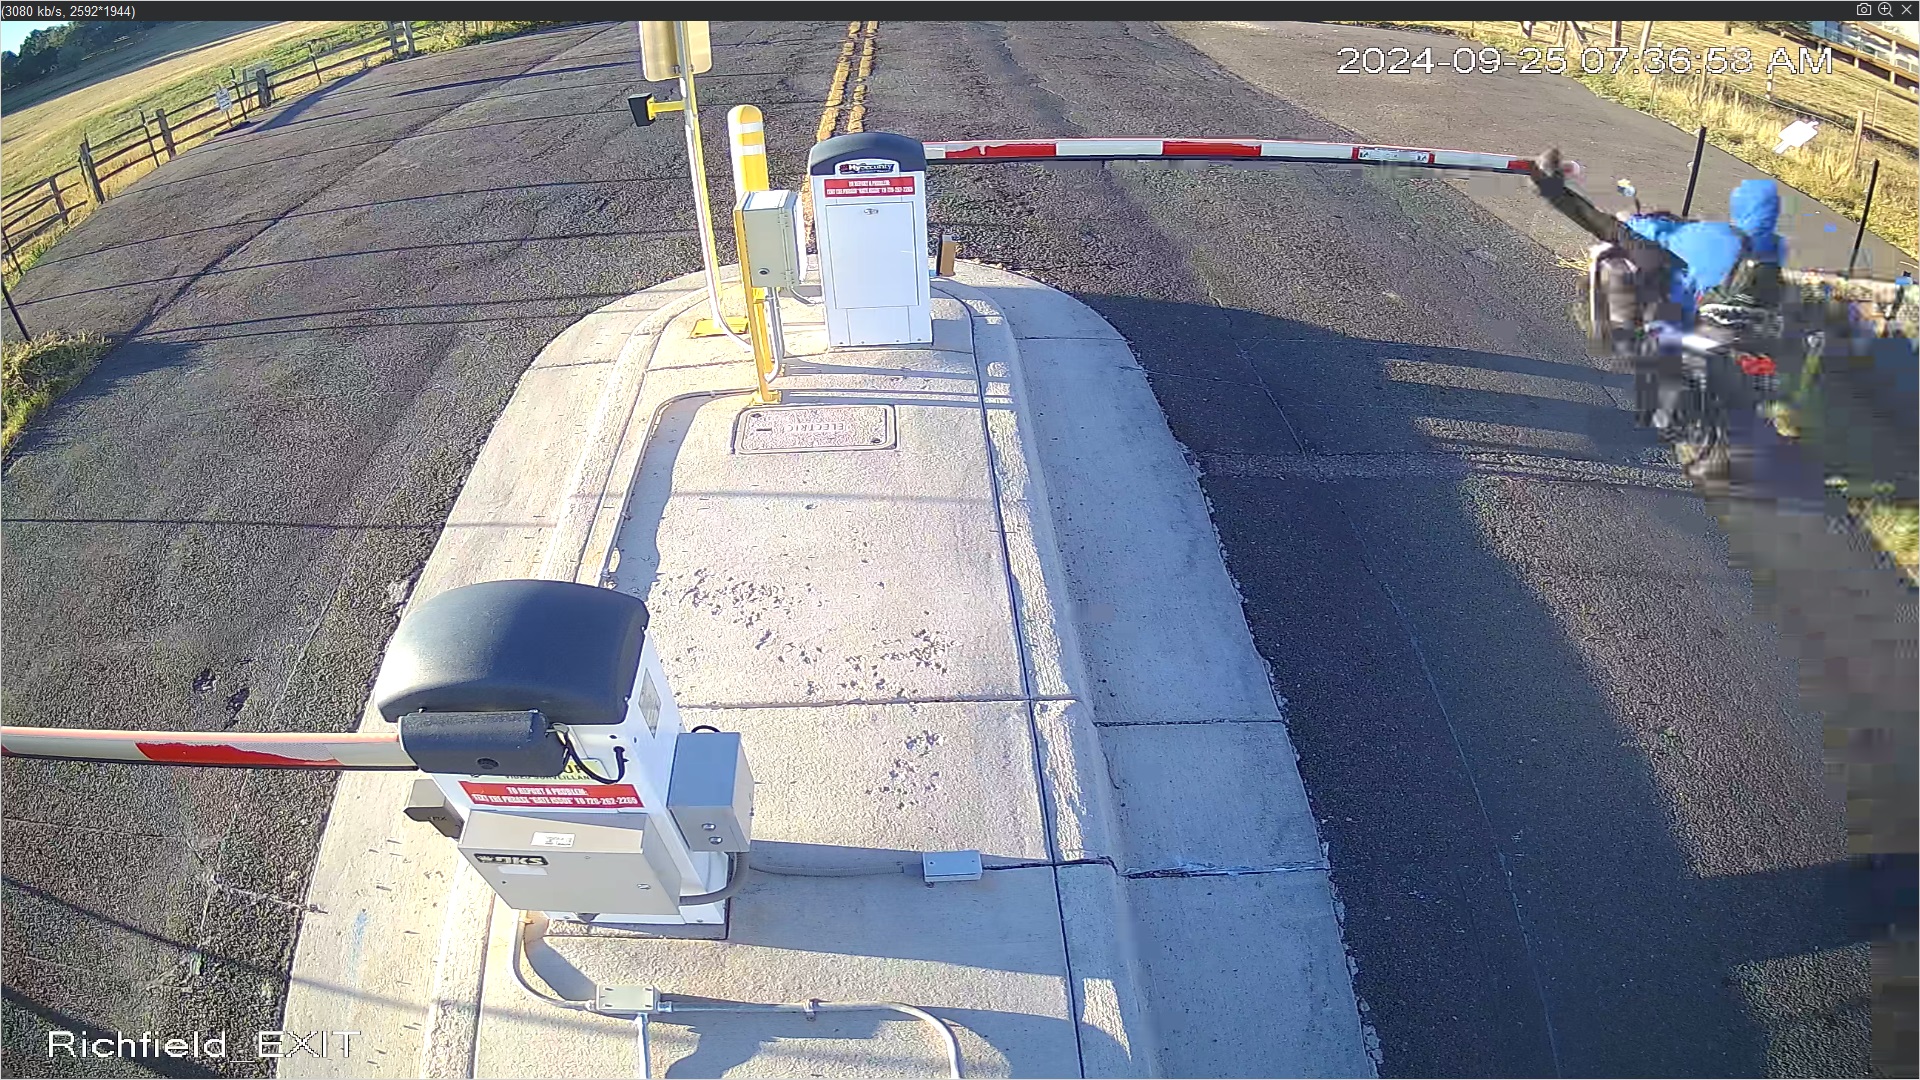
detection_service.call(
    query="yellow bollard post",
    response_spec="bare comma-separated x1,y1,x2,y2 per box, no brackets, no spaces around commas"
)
727,105,779,402
727,105,770,199
733,201,780,405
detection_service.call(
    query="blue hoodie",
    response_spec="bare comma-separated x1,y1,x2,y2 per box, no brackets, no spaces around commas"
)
1623,178,1784,322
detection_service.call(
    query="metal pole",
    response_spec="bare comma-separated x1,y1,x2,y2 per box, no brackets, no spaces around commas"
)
676,21,729,335
1847,158,1879,277
1680,126,1706,217
3,282,31,343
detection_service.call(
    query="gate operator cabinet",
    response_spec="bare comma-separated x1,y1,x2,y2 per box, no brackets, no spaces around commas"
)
807,132,932,347
370,578,753,928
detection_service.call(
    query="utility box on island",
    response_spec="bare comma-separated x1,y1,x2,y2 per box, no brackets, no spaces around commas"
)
807,132,932,347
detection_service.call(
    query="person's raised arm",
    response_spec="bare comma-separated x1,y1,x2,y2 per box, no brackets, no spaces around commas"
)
1525,148,1625,246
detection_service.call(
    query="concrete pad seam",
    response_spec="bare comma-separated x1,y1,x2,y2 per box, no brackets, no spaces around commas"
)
1093,716,1292,727
539,286,715,582
583,383,756,587
955,289,1091,1076
419,863,496,1080
938,277,1173,1077
414,283,713,1080
681,693,1079,711
1122,861,1333,879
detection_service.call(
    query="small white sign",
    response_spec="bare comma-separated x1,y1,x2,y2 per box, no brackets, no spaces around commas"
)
215,86,234,111
1358,146,1435,164
1774,120,1819,154
530,832,576,848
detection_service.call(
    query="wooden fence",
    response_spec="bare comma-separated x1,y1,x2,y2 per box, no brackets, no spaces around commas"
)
2,22,416,272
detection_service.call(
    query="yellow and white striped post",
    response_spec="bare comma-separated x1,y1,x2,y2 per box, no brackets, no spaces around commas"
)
728,104,779,404
727,104,770,199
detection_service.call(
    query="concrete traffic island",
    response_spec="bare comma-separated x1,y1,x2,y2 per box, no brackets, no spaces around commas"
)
281,262,1372,1078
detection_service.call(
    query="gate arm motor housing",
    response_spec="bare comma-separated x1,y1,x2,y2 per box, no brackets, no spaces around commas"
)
398,710,568,777
371,578,753,928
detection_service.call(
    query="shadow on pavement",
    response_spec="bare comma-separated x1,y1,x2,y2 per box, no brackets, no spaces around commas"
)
1076,292,1895,1078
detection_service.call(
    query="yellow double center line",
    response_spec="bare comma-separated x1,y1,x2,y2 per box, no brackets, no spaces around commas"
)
806,21,878,242
815,20,877,142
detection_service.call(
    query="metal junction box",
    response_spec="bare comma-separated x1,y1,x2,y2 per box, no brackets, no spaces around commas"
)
457,809,684,916
807,132,932,347
667,731,754,853
740,189,804,289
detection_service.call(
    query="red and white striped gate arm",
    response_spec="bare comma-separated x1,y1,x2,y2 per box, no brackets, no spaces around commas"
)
0,726,416,769
924,137,1535,174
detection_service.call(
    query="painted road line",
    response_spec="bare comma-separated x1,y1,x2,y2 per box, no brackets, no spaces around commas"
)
846,20,878,133
814,20,861,144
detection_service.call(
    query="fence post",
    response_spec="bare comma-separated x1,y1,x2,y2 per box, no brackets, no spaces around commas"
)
402,21,416,56
1611,21,1623,48
1638,21,1654,54
3,281,31,343
1850,110,1865,176
138,108,161,165
1680,126,1707,217
77,138,106,206
308,40,322,88
47,176,68,225
1847,159,1880,277
155,108,176,160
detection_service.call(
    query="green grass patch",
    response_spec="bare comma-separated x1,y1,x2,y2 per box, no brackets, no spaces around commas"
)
414,21,569,53
2,330,112,453
2,225,68,291
1852,498,1919,580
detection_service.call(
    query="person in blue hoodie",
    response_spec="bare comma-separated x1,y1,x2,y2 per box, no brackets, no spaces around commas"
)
1619,176,1786,322
1527,149,1785,433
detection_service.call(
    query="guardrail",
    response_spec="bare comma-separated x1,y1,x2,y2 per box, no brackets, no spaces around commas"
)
1,22,417,274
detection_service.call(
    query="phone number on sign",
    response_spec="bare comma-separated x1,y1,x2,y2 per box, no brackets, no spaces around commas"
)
1339,45,1829,77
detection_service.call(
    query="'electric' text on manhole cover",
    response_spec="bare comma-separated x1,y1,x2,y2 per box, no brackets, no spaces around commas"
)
734,404,896,454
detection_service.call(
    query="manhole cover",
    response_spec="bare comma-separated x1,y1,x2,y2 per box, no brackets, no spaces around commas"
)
734,404,896,454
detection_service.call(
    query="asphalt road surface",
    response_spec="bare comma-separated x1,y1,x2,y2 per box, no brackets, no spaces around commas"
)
3,19,1907,1079
1,22,846,1077
868,19,1898,1079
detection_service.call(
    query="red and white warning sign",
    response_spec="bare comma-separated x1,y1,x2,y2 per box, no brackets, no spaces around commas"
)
460,781,643,809
823,176,916,198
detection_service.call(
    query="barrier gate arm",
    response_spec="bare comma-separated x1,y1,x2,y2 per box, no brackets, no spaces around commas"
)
0,726,415,769
922,136,1536,174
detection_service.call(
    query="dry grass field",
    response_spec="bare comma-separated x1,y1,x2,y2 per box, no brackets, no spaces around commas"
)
1,21,340,196
1374,20,1918,259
